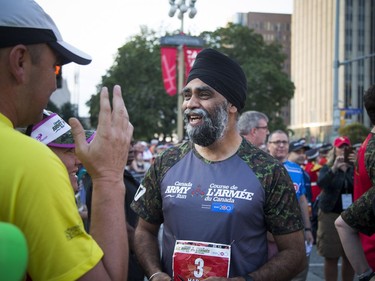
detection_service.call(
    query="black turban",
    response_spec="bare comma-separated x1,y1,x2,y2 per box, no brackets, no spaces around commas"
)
186,48,247,111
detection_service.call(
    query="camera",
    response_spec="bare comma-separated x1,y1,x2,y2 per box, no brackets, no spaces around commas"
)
344,146,355,163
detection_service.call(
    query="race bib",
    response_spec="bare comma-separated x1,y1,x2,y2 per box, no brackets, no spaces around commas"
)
172,240,231,281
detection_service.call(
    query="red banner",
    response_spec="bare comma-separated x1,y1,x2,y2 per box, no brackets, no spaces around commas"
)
161,47,178,96
184,46,202,80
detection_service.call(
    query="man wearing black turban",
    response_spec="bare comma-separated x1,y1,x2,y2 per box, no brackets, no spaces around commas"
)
182,48,248,147
186,48,247,112
132,48,306,281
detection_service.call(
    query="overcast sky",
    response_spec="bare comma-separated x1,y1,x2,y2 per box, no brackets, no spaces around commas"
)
35,0,293,116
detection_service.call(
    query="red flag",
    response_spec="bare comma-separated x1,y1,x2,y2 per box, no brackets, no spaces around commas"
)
161,47,177,96
184,46,202,81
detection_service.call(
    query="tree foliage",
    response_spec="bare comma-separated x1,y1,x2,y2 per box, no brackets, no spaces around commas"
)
47,100,86,127
87,24,295,139
87,27,177,141
200,23,294,132
59,102,78,121
338,122,370,144
46,100,60,114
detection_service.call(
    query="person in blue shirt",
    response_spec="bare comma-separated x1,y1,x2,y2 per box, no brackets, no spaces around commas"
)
267,130,314,281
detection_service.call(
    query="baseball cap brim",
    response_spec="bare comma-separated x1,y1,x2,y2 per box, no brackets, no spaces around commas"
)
306,148,319,160
48,130,96,149
319,143,333,152
289,143,310,153
29,110,96,148
0,0,91,66
49,41,91,65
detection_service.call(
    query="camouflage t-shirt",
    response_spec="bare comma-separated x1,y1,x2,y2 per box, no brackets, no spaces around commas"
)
354,132,375,200
342,186,375,236
131,138,303,277
364,133,375,185
353,132,375,269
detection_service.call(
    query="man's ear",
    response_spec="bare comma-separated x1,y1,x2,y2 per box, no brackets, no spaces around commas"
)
229,103,238,113
250,127,257,135
8,45,29,84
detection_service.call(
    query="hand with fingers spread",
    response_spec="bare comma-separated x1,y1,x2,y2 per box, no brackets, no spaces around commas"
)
70,85,133,184
69,85,134,281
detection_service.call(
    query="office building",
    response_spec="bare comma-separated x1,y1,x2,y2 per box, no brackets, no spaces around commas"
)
291,0,375,142
235,12,292,125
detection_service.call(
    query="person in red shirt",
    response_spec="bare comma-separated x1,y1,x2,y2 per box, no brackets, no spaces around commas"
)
353,84,375,270
304,148,322,203
303,147,322,244
317,143,333,166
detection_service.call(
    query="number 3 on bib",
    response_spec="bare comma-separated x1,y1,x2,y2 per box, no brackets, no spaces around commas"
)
173,240,231,281
194,258,204,278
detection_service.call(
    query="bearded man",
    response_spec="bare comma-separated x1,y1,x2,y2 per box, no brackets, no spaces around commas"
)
131,48,306,281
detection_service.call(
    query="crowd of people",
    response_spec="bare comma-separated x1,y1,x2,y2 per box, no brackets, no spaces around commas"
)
1,1,375,281
127,140,173,182
236,97,375,281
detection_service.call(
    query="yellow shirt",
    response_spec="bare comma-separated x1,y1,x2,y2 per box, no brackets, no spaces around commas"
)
0,113,103,281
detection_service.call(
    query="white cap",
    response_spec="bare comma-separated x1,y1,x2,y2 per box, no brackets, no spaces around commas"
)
0,0,91,65
30,111,71,146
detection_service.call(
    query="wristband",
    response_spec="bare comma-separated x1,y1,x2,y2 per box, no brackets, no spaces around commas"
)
149,272,163,281
305,228,312,231
243,274,254,281
358,269,375,281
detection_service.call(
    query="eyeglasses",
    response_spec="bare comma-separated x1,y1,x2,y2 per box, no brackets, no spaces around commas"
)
269,140,288,145
256,125,268,130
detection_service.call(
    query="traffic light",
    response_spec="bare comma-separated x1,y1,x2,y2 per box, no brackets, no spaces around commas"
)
340,110,346,127
55,65,62,89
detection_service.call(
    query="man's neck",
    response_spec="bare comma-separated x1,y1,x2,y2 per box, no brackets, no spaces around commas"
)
243,134,256,147
194,133,242,162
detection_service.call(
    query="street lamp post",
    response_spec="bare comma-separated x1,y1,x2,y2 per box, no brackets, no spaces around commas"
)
332,0,341,140
168,0,198,142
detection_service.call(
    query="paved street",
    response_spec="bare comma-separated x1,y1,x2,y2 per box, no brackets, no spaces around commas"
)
307,245,358,281
307,245,325,281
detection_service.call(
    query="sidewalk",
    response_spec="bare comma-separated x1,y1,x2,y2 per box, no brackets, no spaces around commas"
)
307,245,324,281
307,270,324,281
307,245,359,281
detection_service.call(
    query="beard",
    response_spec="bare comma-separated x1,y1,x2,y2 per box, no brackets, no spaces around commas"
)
184,101,229,147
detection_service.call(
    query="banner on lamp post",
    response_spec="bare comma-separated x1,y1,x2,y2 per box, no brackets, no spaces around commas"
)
160,34,204,96
161,47,178,96
184,46,202,80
